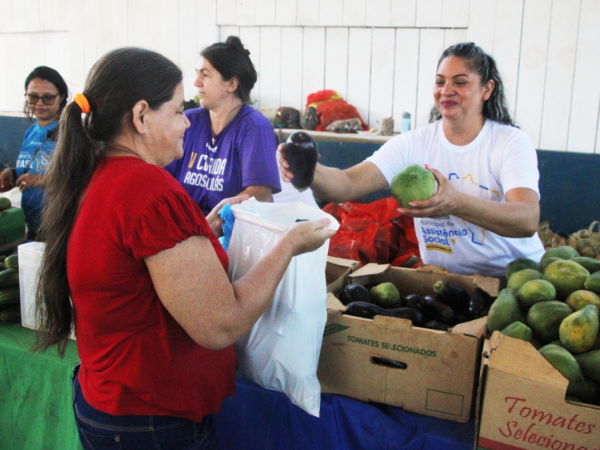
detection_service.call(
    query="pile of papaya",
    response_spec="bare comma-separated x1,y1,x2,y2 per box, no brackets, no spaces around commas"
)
488,245,600,406
337,278,493,331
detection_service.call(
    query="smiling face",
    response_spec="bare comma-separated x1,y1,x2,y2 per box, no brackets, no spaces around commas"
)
433,56,494,125
194,56,236,110
143,83,190,167
26,78,64,127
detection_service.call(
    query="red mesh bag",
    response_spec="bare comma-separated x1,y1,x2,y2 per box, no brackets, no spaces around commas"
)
305,90,368,132
323,197,421,267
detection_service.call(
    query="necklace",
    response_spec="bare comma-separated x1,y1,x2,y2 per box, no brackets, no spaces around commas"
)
210,103,243,147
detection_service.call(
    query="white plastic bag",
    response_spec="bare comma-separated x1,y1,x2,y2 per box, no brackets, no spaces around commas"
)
228,198,339,417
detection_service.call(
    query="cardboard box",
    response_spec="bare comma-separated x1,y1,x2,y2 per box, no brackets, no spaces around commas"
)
317,263,500,423
476,332,600,450
325,256,360,293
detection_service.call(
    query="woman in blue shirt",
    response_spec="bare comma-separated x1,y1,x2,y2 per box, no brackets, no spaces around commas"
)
0,66,69,239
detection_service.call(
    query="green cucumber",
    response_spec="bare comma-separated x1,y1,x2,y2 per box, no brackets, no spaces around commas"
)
4,254,18,270
0,286,20,307
0,269,19,288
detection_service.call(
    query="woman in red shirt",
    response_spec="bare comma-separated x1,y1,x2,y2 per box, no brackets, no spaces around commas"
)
34,47,334,450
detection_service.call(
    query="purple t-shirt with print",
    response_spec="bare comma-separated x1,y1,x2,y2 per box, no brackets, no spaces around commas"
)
165,105,281,216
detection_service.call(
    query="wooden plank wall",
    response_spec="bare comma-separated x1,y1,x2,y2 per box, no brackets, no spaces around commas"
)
0,0,599,153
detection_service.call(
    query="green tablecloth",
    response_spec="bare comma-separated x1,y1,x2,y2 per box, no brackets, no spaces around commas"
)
0,324,83,450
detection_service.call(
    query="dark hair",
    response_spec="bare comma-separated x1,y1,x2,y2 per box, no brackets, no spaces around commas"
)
201,36,257,103
34,47,183,355
429,42,514,127
23,66,69,126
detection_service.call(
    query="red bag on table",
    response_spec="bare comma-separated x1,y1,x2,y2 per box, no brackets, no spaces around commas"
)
322,197,421,267
305,90,369,132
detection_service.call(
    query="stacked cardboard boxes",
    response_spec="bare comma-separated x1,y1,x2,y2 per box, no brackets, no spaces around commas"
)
317,263,500,423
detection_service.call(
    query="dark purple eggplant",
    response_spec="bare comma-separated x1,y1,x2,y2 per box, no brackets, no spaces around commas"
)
338,284,372,306
344,302,423,325
424,320,451,331
433,280,470,313
422,295,454,323
465,287,493,320
401,294,425,311
344,302,398,320
281,131,319,191
385,307,425,326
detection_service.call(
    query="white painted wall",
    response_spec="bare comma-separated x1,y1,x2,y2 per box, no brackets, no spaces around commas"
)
1,0,598,152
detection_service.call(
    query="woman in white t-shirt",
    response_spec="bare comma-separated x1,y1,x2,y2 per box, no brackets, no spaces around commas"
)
278,42,545,278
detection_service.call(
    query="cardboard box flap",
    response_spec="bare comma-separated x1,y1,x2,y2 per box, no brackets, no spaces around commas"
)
326,256,360,293
450,316,487,339
472,275,500,298
349,263,391,278
326,292,346,314
415,264,448,274
488,332,568,394
327,256,360,269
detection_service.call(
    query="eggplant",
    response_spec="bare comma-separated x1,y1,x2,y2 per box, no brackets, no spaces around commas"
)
401,294,425,311
385,307,425,327
344,302,398,320
424,320,451,331
465,287,493,320
281,131,319,191
422,295,454,323
433,280,470,313
338,284,372,306
344,302,424,326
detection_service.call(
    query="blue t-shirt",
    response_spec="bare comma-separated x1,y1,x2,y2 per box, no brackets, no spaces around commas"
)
165,105,281,216
16,121,57,233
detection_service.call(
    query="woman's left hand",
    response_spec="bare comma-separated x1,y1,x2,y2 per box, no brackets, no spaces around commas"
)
206,194,250,237
398,166,464,218
15,173,43,192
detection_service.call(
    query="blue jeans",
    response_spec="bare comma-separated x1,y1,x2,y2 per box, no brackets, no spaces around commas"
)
72,365,220,450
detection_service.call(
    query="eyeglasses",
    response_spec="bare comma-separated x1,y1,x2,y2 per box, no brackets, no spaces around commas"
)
25,93,59,105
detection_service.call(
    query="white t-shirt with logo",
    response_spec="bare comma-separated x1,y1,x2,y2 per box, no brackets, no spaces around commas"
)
366,119,545,278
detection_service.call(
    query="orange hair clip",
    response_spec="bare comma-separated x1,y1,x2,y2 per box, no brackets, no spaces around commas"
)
74,93,90,114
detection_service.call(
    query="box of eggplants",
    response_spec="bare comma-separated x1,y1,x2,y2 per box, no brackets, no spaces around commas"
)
338,269,496,330
317,263,500,423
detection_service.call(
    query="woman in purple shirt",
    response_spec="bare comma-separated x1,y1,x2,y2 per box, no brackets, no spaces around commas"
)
166,36,281,216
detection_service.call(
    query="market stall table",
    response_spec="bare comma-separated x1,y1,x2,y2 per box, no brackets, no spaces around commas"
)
0,324,476,450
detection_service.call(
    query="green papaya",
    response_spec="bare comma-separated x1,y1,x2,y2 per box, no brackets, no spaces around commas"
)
369,282,401,308
570,257,600,274
487,288,520,333
541,246,580,262
390,165,436,208
574,349,600,383
539,344,585,396
507,269,543,293
501,321,532,342
577,377,600,405
516,279,556,309
505,257,541,280
541,256,564,273
566,290,600,312
559,305,599,354
543,260,589,300
527,300,572,343
584,272,600,296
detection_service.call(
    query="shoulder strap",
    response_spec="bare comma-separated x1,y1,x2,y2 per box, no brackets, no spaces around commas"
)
23,136,50,174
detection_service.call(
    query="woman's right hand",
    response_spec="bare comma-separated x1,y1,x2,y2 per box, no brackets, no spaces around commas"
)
282,218,336,257
277,143,295,183
0,168,14,190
